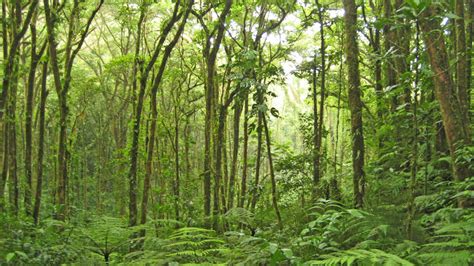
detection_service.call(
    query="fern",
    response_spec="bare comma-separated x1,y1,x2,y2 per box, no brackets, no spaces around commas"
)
124,227,230,264
76,215,139,263
305,249,414,266
415,250,471,266
297,199,399,260
225,231,298,264
224,207,255,228
407,201,474,265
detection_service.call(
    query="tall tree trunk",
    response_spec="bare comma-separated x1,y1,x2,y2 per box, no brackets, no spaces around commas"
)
239,97,249,208
420,6,473,204
0,0,8,211
407,21,420,239
131,0,179,227
262,115,282,229
331,57,343,201
8,65,19,215
311,55,319,201
141,0,191,227
455,0,470,132
128,6,146,228
1,0,38,121
1,0,38,213
201,0,232,224
394,0,411,108
44,0,104,221
25,18,40,216
214,105,227,227
57,93,68,219
367,0,383,120
383,0,398,111
184,116,191,189
1,118,8,211
250,108,263,211
343,0,365,208
228,101,241,210
467,0,473,105
174,109,181,221
313,0,326,202
33,62,48,225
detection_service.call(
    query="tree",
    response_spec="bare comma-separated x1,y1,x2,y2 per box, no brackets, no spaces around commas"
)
43,0,104,220
32,61,48,225
343,0,365,208
193,0,233,224
419,4,472,204
0,2,472,265
0,0,38,213
311,0,327,201
141,0,193,226
24,11,47,216
454,0,470,127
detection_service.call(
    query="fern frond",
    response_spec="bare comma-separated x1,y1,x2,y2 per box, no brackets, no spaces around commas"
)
305,249,414,266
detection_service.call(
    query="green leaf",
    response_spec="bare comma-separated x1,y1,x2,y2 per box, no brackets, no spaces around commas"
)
269,243,278,254
6,253,15,262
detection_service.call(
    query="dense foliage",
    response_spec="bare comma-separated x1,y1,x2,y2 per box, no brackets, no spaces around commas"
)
0,0,473,265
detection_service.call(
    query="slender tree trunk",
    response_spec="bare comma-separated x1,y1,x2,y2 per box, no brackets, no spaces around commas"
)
1,119,8,211
0,0,8,211
222,114,229,214
313,0,327,202
1,0,38,213
33,62,48,225
141,0,191,227
1,0,38,121
128,6,146,228
174,110,181,221
250,109,263,211
44,0,104,221
311,55,319,201
343,0,365,208
56,0,78,221
184,116,191,188
383,0,398,111
366,0,383,121
25,19,39,216
394,0,411,108
214,105,227,227
467,0,473,105
8,65,19,215
203,88,213,219
239,97,249,208
228,101,241,210
262,115,282,229
130,0,180,226
57,93,68,219
202,0,232,224
331,58,343,201
203,79,213,219
407,21,420,239
25,18,47,217
374,31,383,120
